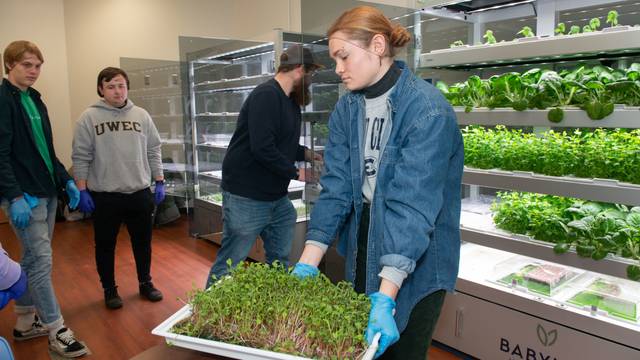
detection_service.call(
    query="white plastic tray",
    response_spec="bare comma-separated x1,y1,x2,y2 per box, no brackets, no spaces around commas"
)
152,305,379,360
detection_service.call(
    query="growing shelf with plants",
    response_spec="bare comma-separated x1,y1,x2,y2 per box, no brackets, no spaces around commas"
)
418,1,640,358
421,18,640,69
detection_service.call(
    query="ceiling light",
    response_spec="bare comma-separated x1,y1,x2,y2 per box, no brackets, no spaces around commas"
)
464,0,535,14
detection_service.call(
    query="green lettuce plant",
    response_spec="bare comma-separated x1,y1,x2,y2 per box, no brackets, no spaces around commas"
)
555,22,566,35
491,192,640,280
517,26,535,38
568,25,581,35
462,126,640,185
436,63,640,121
483,29,497,44
607,10,619,27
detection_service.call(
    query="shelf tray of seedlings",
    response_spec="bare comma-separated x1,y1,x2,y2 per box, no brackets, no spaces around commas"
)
153,262,375,360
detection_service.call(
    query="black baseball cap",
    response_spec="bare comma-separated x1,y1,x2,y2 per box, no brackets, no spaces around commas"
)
280,45,324,71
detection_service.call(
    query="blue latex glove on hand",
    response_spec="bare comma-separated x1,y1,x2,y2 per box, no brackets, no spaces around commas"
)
366,292,400,359
154,181,165,205
291,262,319,279
9,198,31,229
0,269,27,310
78,190,95,213
23,193,39,208
65,180,80,210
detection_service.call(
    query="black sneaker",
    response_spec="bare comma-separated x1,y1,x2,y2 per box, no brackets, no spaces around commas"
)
139,282,163,302
48,327,87,358
104,286,123,309
13,314,48,341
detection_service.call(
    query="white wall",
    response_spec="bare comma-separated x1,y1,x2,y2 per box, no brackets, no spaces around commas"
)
0,0,74,166
63,0,302,124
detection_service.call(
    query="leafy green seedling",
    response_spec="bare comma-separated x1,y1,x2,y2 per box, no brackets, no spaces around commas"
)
174,262,370,359
607,10,619,27
583,25,593,33
450,40,465,48
555,22,566,35
589,17,601,31
517,26,535,38
568,25,581,35
483,30,497,44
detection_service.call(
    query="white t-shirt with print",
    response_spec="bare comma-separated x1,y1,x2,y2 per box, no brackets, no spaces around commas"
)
362,87,393,203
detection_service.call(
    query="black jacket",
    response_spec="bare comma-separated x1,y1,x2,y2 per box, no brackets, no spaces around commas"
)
221,79,305,201
0,78,72,201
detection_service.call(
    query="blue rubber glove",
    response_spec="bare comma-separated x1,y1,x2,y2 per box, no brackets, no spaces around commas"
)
154,181,165,205
291,262,319,279
78,190,95,213
65,180,80,210
9,198,31,230
7,269,27,299
0,291,10,310
0,269,27,310
366,292,400,359
23,193,39,208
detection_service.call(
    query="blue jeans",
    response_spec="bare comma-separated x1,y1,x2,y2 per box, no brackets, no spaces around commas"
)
206,191,296,288
1,197,64,330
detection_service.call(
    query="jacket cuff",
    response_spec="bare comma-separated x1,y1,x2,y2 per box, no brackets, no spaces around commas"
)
305,229,333,246
378,266,408,289
380,254,416,274
304,240,328,254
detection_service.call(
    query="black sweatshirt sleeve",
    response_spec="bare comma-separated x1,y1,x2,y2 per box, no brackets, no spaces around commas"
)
296,145,306,162
0,97,22,200
247,89,298,180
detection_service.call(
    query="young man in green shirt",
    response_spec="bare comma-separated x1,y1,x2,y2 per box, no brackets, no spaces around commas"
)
0,40,87,358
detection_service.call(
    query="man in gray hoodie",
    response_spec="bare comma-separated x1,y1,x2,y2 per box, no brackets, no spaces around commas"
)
72,67,165,309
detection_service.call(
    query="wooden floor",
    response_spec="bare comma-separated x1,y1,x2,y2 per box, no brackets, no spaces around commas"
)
0,217,461,360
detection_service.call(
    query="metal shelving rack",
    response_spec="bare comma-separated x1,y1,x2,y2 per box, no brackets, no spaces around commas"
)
455,107,640,128
416,1,640,359
421,26,640,69
184,35,288,238
181,32,338,265
121,59,191,208
463,167,640,205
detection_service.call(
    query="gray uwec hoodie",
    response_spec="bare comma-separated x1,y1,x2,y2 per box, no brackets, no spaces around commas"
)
72,99,163,193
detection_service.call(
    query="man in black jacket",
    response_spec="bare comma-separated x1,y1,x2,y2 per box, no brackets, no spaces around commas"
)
205,45,323,287
0,40,87,358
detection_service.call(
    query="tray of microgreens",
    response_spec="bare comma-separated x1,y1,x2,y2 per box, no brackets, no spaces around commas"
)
152,261,373,360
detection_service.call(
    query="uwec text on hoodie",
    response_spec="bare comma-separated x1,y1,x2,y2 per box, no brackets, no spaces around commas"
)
72,99,163,193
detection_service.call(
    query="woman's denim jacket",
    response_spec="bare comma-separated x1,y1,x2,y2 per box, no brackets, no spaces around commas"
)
306,61,464,332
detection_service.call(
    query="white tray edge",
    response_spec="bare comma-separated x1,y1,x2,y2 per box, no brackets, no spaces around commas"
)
152,305,311,360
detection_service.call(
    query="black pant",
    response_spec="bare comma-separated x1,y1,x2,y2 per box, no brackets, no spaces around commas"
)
355,203,446,360
92,188,155,289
